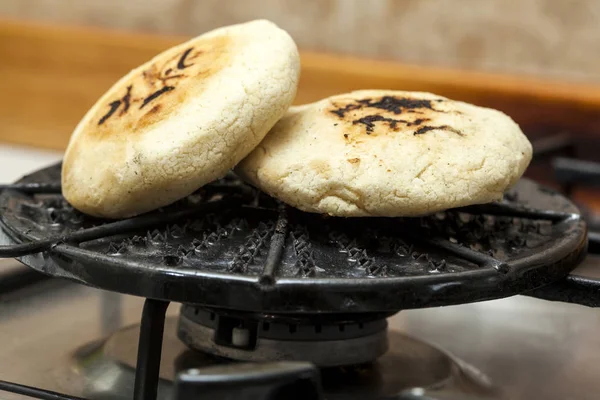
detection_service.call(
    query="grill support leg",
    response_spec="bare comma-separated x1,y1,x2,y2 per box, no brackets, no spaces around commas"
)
133,298,170,400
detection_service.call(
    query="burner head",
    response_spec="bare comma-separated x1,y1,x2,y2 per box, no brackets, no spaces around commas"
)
63,317,496,400
177,306,392,367
0,163,587,313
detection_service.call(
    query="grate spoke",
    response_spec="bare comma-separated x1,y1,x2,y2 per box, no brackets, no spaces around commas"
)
0,198,238,258
259,205,289,285
0,380,87,400
423,237,509,274
0,163,587,312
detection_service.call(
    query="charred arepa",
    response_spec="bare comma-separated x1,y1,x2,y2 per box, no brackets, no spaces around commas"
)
62,20,300,218
236,90,532,217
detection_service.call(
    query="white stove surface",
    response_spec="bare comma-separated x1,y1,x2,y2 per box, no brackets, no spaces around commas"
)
0,144,62,182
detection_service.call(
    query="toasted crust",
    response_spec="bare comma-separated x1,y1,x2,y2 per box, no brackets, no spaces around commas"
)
62,20,300,218
236,90,533,217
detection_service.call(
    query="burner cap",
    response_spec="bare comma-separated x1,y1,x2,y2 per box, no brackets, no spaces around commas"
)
178,306,392,367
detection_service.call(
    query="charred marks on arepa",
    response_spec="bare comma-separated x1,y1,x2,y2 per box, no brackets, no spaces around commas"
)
351,115,432,133
96,44,211,126
177,47,194,70
140,86,175,109
97,47,196,126
98,100,122,126
357,96,441,115
352,115,401,132
414,125,463,136
330,96,440,119
97,85,134,125
120,85,132,115
329,96,463,137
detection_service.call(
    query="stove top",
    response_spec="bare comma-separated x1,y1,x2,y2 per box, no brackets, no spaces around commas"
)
2,276,600,400
73,317,495,399
0,141,597,400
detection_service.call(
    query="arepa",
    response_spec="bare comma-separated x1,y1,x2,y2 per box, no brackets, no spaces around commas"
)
236,90,532,217
62,20,300,218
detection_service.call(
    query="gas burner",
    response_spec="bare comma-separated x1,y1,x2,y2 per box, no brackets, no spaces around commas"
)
178,307,393,367
64,317,496,400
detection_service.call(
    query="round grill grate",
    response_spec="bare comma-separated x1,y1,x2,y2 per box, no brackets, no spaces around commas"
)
0,163,587,313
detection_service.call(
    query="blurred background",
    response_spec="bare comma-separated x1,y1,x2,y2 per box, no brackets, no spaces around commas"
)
1,3,600,400
1,0,599,83
0,0,599,185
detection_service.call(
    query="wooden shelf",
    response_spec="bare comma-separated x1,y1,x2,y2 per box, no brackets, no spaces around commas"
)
2,18,600,151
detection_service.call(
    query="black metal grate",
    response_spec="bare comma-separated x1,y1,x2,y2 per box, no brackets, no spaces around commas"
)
0,163,587,312
522,133,600,307
0,160,590,400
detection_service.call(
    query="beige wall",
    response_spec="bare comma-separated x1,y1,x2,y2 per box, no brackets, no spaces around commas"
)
1,0,599,82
